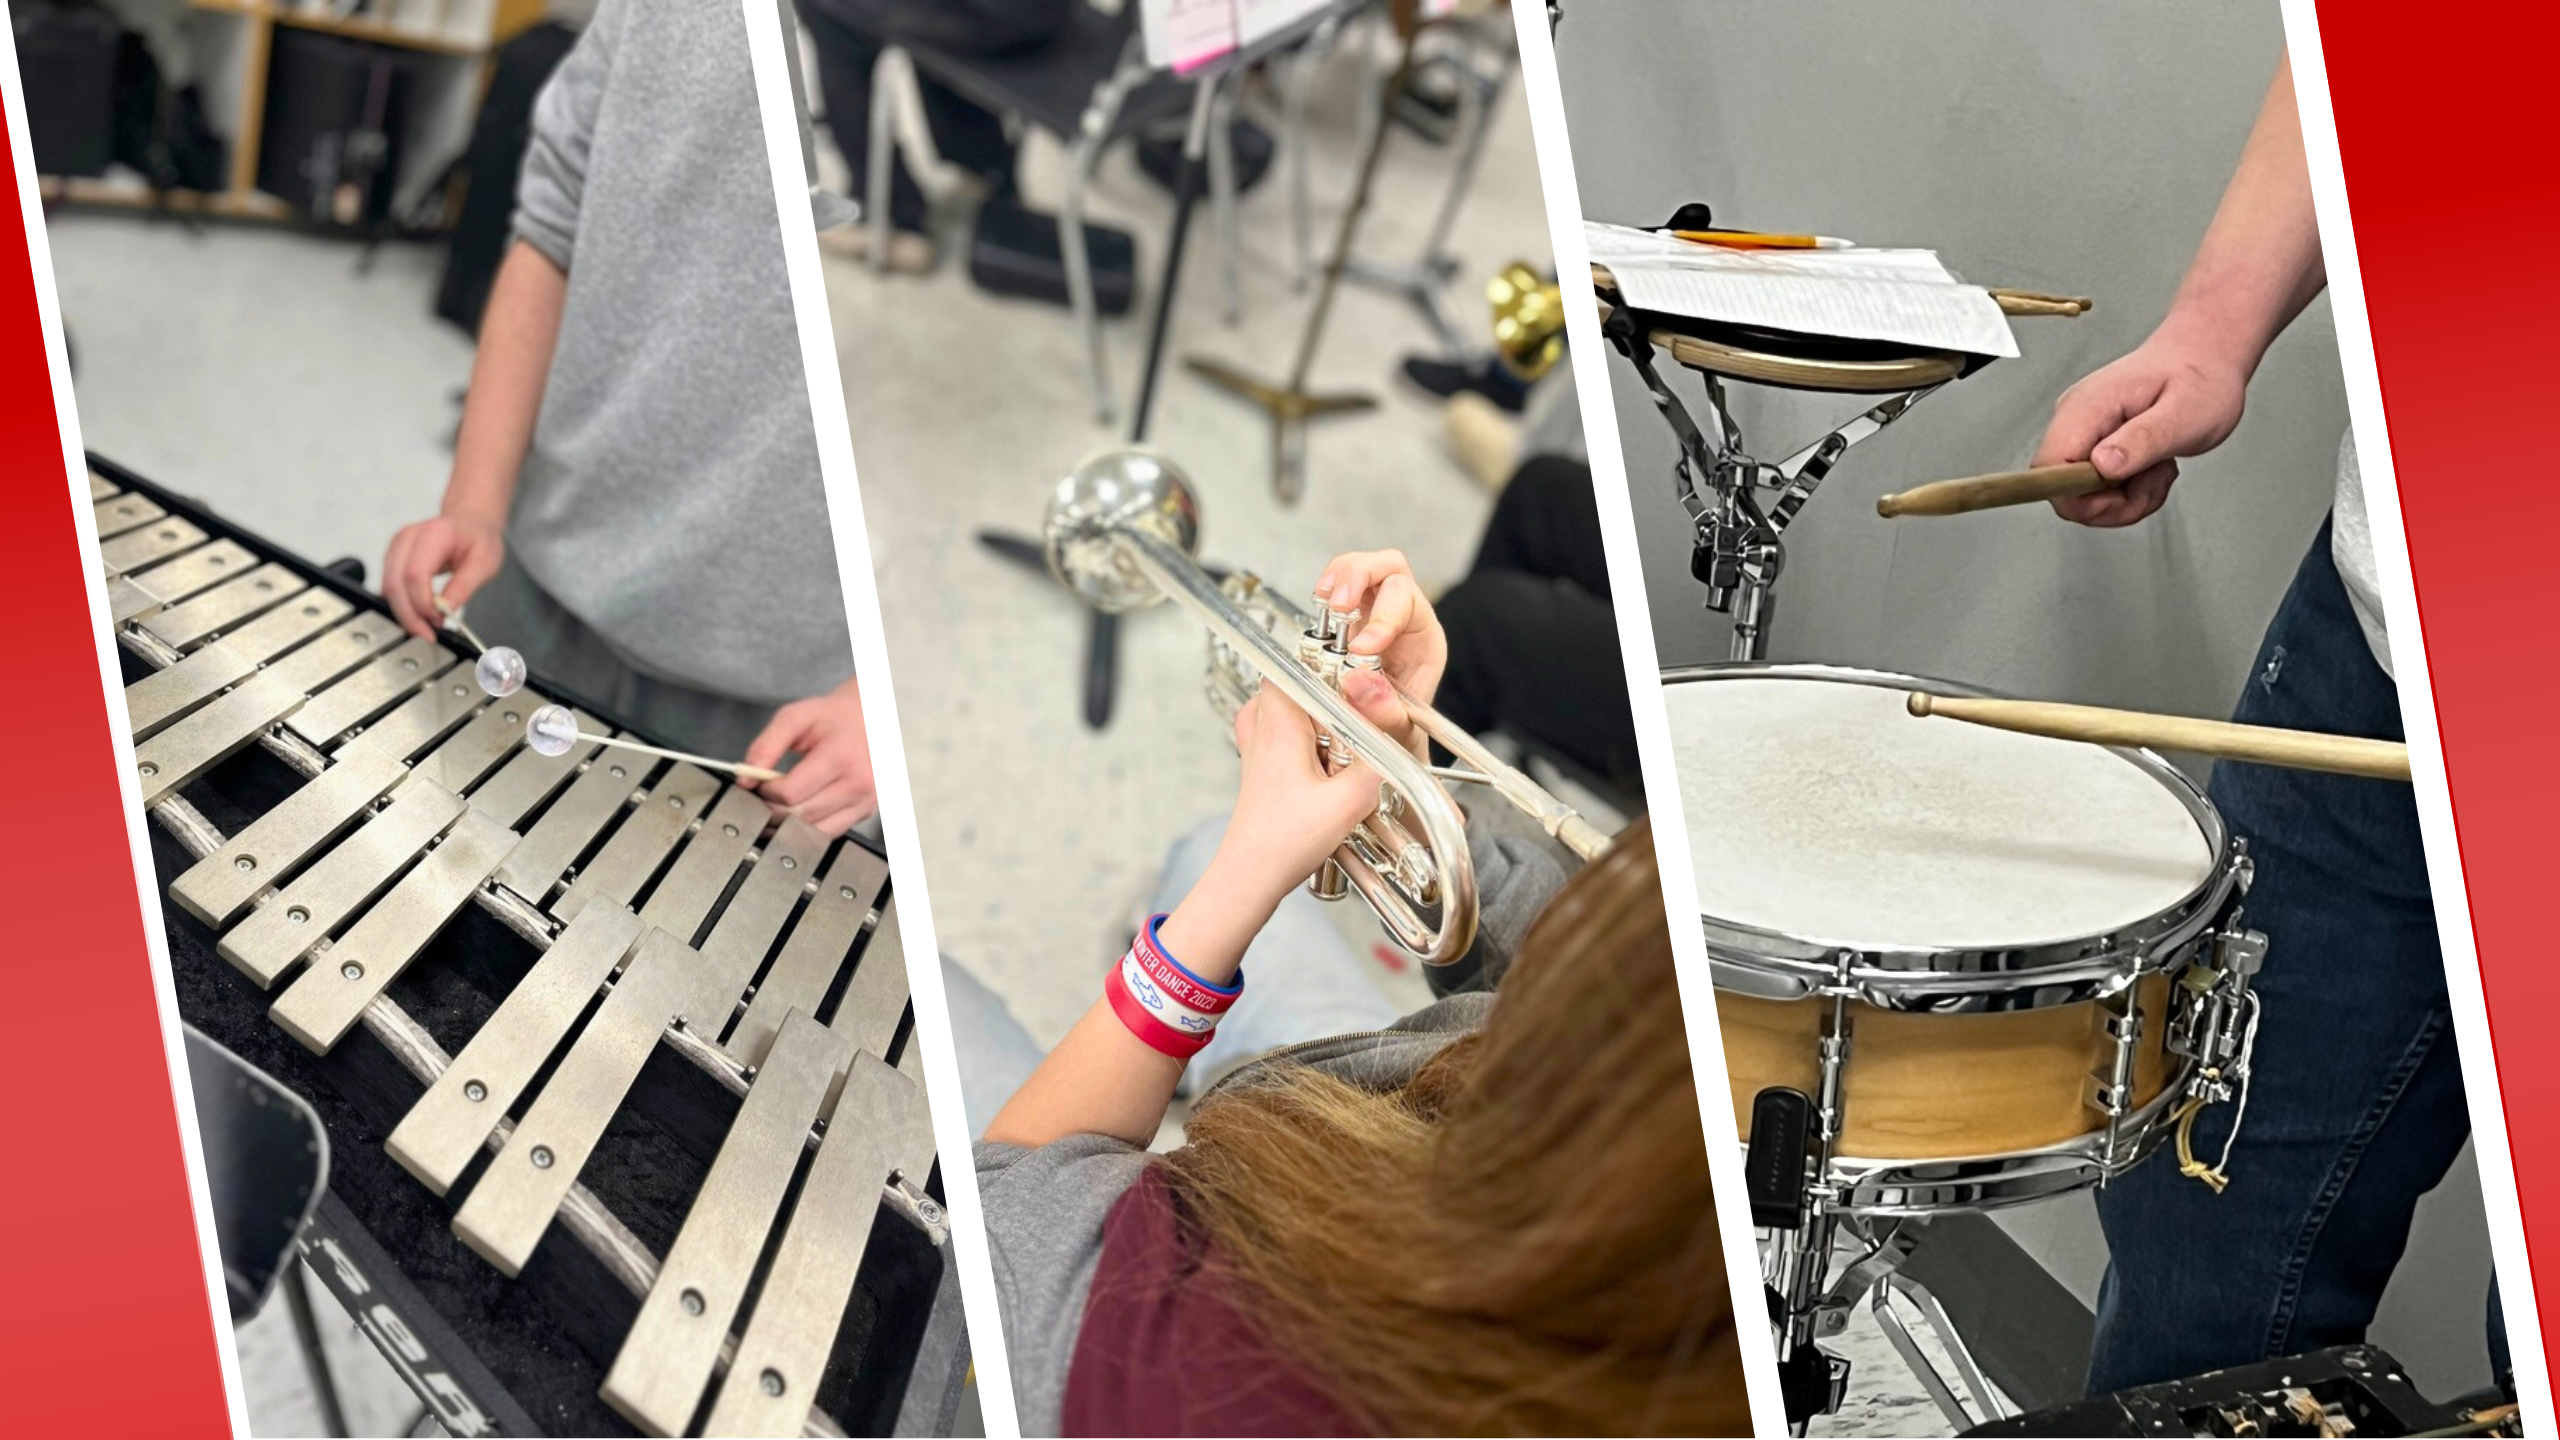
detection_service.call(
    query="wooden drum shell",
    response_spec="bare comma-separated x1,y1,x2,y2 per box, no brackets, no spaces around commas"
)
1719,973,2173,1161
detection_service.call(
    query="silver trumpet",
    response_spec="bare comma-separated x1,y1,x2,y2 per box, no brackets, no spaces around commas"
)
1042,448,1613,966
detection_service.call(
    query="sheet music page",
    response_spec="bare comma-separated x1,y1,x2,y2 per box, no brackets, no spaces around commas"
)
1141,0,1239,72
1586,220,2019,359
1237,0,1331,48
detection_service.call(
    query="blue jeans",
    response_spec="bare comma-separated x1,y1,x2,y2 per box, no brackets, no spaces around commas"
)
940,815,1402,1140
2088,517,2502,1391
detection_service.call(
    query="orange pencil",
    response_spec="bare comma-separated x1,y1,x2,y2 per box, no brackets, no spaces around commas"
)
1669,229,1843,250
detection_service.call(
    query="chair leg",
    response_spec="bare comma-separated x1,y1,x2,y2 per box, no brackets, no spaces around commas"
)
1209,83,1242,325
1284,49,1314,291
866,47,899,274
1060,130,1113,424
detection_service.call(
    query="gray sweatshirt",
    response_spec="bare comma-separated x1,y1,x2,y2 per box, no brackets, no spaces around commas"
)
974,993,1496,1439
507,0,855,705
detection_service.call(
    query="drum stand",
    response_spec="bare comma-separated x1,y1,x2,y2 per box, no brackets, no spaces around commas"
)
1758,1000,2015,1434
1602,308,1947,662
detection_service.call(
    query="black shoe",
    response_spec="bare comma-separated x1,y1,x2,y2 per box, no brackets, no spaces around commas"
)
1402,354,1531,413
1137,116,1276,196
1391,59,1467,143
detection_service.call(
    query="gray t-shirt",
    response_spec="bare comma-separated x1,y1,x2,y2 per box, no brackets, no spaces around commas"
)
2330,431,2393,677
505,0,855,705
972,993,1495,1438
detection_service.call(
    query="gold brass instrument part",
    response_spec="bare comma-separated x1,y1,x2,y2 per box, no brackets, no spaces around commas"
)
1042,448,1612,965
1490,262,1565,382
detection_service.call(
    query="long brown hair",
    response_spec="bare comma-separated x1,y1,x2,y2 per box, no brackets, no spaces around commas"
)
1159,819,1747,1435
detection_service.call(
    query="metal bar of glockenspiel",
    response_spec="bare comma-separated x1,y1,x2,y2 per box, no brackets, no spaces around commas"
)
150,794,869,1440
127,626,933,1435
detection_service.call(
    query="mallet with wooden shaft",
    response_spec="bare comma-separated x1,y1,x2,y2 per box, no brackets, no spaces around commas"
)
1187,0,1427,505
1906,691,2412,782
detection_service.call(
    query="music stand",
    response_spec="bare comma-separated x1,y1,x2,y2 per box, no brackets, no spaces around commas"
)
975,0,1369,727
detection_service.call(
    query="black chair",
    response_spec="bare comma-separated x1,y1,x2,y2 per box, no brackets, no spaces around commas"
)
850,4,1197,422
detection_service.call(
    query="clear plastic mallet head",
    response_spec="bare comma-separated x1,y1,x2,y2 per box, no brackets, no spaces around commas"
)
474,645,527,698
525,704,581,757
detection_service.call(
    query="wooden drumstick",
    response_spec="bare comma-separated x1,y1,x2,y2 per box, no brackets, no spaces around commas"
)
1990,288,2095,317
1906,692,2412,782
1876,461,2109,518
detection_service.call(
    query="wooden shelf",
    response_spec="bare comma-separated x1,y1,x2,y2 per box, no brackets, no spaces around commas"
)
48,0,548,228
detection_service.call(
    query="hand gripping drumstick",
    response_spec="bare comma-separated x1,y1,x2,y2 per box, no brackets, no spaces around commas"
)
1906,692,2412,782
1875,461,2110,518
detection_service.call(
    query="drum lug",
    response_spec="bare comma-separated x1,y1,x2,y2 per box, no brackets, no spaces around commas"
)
2086,991,2143,1166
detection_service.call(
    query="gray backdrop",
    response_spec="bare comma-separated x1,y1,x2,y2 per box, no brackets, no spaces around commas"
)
1555,0,2494,1399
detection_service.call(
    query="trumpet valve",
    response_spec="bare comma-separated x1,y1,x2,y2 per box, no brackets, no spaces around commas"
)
1306,592,1361,655
1308,858,1352,902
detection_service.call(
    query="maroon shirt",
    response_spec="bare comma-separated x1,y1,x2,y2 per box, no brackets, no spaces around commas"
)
1060,1165,1365,1436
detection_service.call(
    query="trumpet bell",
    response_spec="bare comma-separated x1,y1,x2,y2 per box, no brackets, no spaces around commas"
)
1489,261,1566,383
1043,448,1202,612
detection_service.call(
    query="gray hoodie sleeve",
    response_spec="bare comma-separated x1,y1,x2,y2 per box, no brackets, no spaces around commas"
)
971,1134,1156,1438
511,0,619,268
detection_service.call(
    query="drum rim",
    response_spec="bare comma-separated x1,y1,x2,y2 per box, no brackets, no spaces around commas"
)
1592,268,1976,393
1663,661,2244,1005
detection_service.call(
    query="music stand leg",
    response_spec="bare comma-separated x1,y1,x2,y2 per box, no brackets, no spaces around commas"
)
1343,35,1508,356
1210,82,1243,325
1129,79,1220,445
866,47,898,277
1187,23,1421,502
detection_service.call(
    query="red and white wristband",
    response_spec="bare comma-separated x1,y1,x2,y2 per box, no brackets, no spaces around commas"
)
1104,913,1243,1059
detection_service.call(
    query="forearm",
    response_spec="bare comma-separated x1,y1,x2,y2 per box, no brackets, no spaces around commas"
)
982,857,1281,1149
446,241,568,527
2155,58,2326,377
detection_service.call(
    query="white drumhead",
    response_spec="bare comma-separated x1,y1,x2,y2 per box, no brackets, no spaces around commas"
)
1668,675,2216,950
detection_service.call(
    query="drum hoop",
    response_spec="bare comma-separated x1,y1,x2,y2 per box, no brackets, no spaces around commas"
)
1665,661,2242,1004
1803,1068,2193,1216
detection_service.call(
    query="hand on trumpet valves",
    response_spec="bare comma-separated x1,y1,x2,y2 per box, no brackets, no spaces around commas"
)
2033,329,2251,529
742,675,878,838
1213,686,1390,913
1313,549,1447,760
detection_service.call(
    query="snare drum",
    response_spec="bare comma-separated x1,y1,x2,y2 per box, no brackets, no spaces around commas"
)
1666,664,2264,1214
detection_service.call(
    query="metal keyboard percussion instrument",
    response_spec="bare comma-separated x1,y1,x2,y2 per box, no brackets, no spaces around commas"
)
93,457,959,1438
